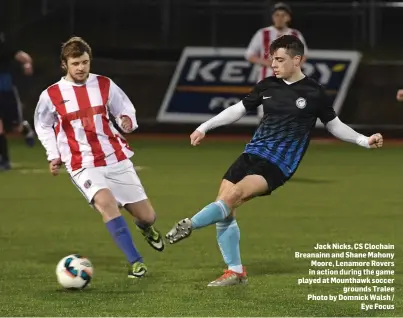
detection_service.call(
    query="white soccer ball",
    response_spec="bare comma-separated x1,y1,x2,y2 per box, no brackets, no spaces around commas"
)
56,254,94,289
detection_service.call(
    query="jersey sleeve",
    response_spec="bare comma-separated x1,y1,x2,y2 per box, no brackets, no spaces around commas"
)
317,87,336,124
242,80,265,111
108,79,138,132
34,91,60,161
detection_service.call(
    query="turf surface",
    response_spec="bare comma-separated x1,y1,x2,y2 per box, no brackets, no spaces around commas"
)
0,137,401,316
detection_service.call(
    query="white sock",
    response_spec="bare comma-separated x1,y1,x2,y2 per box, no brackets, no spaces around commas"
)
229,265,243,274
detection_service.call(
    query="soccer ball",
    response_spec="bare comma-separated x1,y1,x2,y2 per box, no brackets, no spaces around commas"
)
56,254,94,289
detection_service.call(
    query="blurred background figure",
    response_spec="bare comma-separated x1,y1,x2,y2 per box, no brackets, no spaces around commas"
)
0,30,35,170
396,89,403,102
245,2,308,118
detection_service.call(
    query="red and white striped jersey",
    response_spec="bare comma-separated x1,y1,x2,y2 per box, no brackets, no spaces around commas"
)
245,26,308,81
34,73,137,173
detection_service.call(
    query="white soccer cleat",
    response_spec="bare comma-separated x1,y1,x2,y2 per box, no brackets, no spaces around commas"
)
165,218,192,244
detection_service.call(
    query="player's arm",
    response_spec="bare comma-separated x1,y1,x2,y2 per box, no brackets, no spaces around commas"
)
196,102,246,133
108,79,138,133
318,91,383,148
245,30,271,67
34,92,62,175
14,50,33,75
191,82,264,146
325,117,382,148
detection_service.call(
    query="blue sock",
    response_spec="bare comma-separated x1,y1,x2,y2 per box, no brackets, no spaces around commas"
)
106,216,143,264
191,200,230,229
216,217,242,270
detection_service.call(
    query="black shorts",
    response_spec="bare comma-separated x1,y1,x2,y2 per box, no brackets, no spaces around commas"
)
223,153,288,195
0,91,21,131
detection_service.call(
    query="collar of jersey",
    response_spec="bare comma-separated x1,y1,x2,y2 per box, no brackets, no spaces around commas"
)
60,73,93,86
282,75,306,85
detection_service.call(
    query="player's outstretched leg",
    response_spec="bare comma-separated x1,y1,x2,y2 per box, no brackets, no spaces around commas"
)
135,219,164,252
105,215,147,278
208,217,247,286
166,200,231,244
125,199,165,252
208,175,268,285
93,189,147,278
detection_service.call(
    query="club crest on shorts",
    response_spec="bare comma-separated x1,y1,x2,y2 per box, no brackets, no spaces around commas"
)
296,97,307,109
84,180,92,189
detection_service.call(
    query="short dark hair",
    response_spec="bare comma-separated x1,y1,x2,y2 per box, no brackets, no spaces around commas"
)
269,35,304,57
272,2,292,16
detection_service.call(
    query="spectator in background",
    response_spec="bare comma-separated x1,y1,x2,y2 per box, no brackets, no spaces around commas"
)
245,2,308,118
0,31,35,171
396,89,403,102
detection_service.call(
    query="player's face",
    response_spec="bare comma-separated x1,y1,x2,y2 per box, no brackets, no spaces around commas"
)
65,52,90,83
272,10,290,29
271,48,301,79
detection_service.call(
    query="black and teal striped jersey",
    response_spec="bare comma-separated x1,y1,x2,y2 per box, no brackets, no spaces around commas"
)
243,76,336,178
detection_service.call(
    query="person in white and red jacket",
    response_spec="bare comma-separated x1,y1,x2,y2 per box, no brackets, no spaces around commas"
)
245,2,308,118
34,36,164,279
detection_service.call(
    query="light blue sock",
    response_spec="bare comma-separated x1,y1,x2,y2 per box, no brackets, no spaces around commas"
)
216,217,242,270
191,200,230,229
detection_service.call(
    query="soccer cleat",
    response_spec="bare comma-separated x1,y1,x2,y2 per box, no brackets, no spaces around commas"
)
165,218,192,244
128,261,147,278
207,267,248,287
137,225,165,252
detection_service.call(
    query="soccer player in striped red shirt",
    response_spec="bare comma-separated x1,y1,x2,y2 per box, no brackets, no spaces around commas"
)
34,37,164,278
245,2,308,118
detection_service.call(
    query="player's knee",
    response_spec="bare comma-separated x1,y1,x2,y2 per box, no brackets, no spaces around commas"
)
141,212,156,225
92,189,120,220
135,205,156,224
96,200,120,216
219,185,244,209
124,199,156,224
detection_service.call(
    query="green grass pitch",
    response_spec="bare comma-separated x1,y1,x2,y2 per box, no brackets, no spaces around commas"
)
0,137,402,316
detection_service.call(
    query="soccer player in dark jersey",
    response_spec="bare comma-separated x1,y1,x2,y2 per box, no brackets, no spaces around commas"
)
165,35,383,287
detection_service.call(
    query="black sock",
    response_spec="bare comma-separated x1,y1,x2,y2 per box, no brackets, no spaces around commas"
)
135,220,151,230
0,134,9,162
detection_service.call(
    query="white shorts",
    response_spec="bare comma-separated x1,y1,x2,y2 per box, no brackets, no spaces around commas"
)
70,159,147,207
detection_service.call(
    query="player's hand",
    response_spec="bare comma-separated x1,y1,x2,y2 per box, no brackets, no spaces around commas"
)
190,130,205,146
396,89,403,102
49,158,62,176
368,133,383,149
119,115,132,133
23,63,33,76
